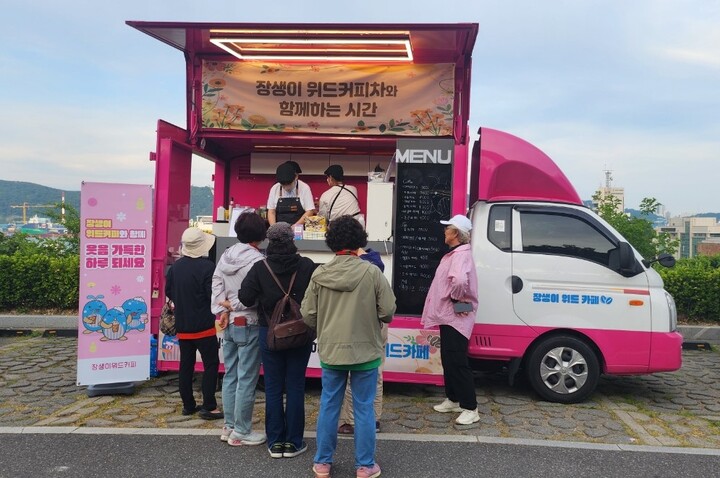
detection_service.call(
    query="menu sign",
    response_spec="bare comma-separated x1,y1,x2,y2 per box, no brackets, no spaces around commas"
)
393,139,454,315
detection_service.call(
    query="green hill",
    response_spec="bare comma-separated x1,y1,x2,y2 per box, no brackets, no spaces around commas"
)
0,180,79,223
0,180,213,224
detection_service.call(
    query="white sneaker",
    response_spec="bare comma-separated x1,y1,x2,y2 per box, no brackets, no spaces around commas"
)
228,431,267,446
433,398,462,413
455,408,480,425
220,426,232,442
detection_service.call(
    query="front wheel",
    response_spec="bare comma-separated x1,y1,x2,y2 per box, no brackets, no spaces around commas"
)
526,335,600,404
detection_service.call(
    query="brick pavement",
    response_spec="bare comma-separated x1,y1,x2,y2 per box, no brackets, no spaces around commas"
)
1,336,718,449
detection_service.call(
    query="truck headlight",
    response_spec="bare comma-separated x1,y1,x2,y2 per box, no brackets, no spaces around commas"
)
665,291,677,331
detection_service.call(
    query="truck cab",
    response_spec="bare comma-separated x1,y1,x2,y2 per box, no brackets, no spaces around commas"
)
467,128,682,403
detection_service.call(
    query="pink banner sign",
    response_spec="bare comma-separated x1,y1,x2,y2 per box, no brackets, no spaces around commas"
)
77,182,153,386
201,61,455,136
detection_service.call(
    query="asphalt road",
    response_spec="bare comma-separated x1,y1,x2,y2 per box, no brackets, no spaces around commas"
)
0,433,717,478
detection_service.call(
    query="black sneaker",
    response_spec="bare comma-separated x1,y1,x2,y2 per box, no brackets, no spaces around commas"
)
268,442,285,458
283,441,308,458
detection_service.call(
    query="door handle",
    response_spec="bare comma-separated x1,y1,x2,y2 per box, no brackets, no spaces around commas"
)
511,276,523,294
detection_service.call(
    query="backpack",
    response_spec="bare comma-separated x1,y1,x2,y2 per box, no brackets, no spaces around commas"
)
263,261,316,351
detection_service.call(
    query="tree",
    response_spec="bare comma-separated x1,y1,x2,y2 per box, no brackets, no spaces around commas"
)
592,193,678,260
43,202,80,255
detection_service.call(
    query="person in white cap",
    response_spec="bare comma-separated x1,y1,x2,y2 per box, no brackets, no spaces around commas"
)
165,227,224,421
421,214,480,426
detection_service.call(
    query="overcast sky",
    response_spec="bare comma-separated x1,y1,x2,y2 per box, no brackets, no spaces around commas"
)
1,1,718,216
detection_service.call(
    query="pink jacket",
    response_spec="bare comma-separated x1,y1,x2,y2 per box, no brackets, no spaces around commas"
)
420,244,478,339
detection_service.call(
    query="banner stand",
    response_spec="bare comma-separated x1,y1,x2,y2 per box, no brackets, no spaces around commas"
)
86,382,136,397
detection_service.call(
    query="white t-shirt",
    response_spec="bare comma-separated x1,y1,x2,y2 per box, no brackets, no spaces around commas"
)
318,185,361,222
266,180,315,212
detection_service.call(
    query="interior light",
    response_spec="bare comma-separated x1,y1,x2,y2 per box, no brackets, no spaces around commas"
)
209,31,413,62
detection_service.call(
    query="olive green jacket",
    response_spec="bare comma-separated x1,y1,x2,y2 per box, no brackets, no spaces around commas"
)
301,255,396,366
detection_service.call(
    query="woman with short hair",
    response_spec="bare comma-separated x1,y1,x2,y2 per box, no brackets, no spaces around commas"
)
302,215,396,478
421,214,480,426
212,212,267,446
239,222,317,459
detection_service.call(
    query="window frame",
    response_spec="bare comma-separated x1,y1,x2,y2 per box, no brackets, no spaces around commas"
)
514,205,624,270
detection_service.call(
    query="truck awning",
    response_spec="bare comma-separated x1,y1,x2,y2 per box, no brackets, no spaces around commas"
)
126,21,478,64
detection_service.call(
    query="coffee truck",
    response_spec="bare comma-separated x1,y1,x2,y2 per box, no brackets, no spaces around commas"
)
129,21,681,403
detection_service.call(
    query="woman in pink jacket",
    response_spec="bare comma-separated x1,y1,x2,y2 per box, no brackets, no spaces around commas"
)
421,214,480,426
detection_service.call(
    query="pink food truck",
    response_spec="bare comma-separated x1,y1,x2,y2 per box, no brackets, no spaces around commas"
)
129,21,681,403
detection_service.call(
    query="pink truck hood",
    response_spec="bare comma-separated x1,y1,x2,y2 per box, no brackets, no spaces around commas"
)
470,127,582,205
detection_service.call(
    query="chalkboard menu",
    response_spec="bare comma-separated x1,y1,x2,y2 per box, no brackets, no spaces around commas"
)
393,160,453,316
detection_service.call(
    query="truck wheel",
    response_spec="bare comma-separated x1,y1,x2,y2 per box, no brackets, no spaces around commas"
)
526,335,599,404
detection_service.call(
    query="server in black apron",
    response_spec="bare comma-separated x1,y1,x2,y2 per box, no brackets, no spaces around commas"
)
318,164,362,223
267,161,316,225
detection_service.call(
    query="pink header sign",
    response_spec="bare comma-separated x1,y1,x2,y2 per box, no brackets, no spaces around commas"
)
77,182,153,386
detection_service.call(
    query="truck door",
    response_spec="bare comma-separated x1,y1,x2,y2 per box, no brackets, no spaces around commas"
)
510,205,653,369
150,120,193,326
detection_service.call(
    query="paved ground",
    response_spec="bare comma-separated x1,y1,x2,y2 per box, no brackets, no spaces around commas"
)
3,434,719,478
1,335,718,450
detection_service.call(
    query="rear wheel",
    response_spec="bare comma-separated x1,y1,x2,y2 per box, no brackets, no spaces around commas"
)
526,335,599,404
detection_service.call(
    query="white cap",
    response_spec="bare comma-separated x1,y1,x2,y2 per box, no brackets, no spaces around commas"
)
440,214,472,234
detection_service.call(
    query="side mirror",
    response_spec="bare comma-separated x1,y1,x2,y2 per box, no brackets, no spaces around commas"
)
618,242,635,271
657,253,676,268
642,252,676,268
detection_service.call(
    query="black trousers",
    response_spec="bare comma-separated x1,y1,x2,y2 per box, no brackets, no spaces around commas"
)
178,335,220,411
439,325,477,410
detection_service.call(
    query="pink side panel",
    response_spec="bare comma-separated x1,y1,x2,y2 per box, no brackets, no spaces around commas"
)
212,161,226,215
466,323,682,375
151,120,192,335
452,141,469,214
476,128,582,205
649,331,684,372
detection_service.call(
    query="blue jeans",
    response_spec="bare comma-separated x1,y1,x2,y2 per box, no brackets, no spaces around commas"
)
259,326,312,448
222,324,261,437
315,367,378,468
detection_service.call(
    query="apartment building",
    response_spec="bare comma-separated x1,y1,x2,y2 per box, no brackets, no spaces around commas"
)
657,216,720,258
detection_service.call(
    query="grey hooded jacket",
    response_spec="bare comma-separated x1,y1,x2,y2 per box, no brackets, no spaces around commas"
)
301,255,396,366
211,242,264,324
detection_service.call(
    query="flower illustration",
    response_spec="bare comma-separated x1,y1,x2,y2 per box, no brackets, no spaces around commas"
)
136,275,145,283
248,114,268,125
260,65,281,74
116,212,127,222
110,285,122,295
208,78,226,88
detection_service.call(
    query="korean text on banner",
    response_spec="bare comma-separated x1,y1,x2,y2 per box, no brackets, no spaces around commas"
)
201,61,455,136
77,182,153,386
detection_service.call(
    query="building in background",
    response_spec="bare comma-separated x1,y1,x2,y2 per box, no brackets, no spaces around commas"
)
593,169,625,214
657,216,720,259
697,239,720,256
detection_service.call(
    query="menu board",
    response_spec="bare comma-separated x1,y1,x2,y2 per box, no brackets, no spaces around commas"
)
393,160,452,315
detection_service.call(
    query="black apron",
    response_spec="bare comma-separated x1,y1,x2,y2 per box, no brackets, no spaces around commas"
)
275,183,305,224
328,185,361,221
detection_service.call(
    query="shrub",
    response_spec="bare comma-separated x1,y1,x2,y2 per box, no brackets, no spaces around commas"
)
658,255,720,323
0,254,79,310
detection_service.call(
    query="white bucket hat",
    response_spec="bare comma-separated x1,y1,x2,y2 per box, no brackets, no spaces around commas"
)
181,227,216,258
440,214,472,234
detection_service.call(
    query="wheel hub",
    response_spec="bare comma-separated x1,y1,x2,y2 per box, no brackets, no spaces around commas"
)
540,346,588,394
